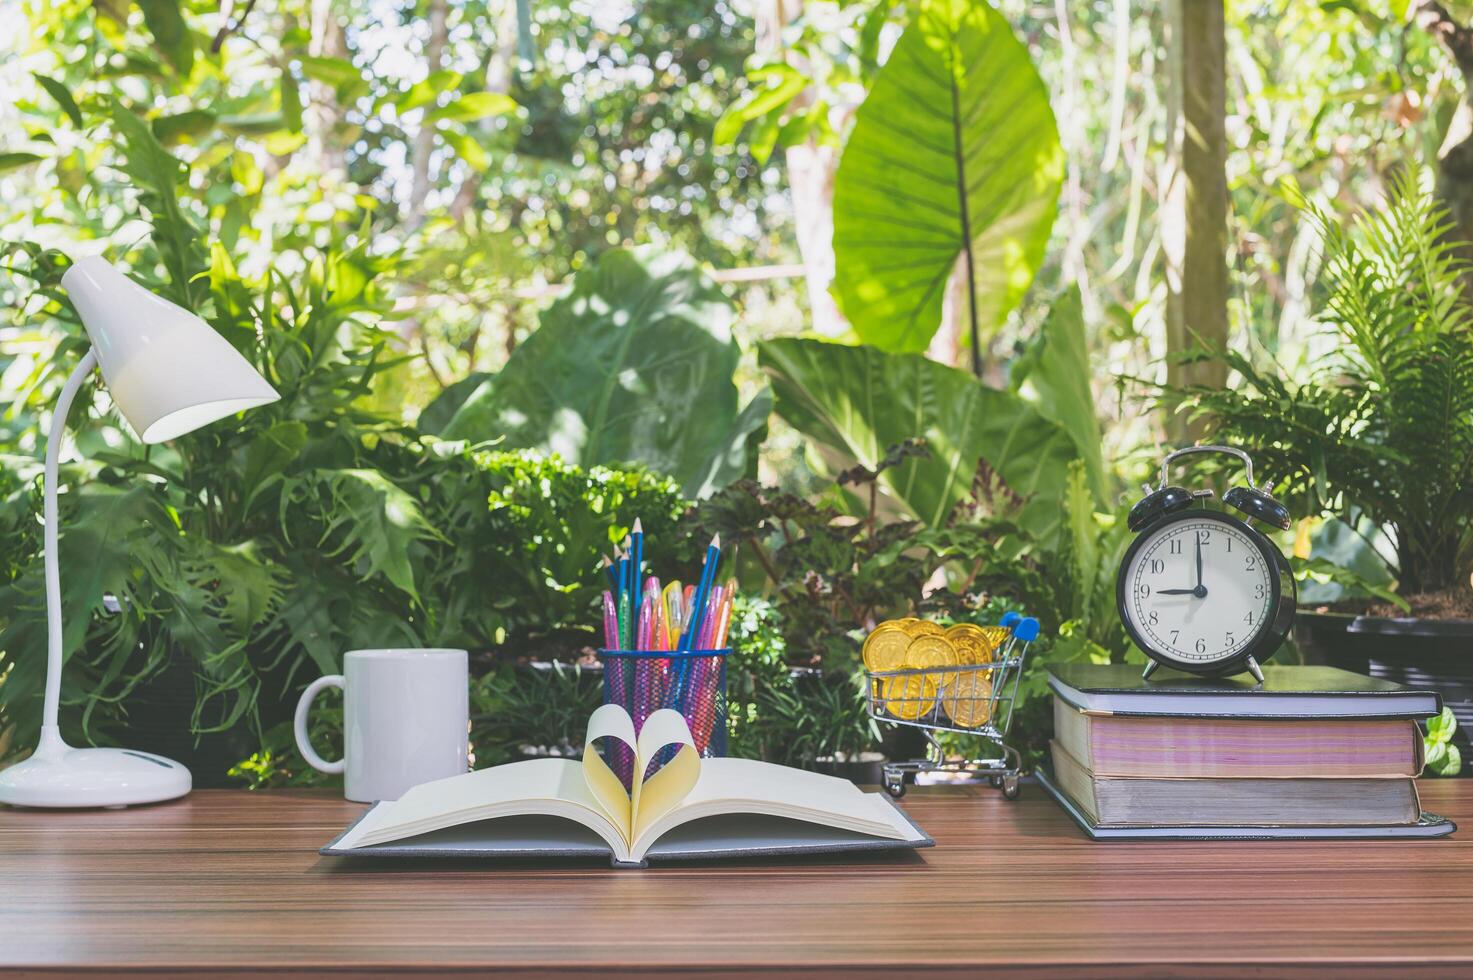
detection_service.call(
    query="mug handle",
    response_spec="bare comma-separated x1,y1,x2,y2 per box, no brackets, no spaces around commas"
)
294,675,346,774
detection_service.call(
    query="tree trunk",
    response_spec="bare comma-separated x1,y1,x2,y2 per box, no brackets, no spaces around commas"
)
306,0,348,177
759,0,850,337
408,0,450,228
449,0,519,222
1160,0,1229,440
1416,2,1473,295
786,141,848,337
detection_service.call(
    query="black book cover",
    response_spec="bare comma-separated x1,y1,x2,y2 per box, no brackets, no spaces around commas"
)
1049,663,1440,719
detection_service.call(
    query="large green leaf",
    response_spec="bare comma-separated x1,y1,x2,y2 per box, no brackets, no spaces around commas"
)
1010,287,1108,506
831,0,1063,353
758,338,1079,540
0,152,44,173
136,0,194,76
0,483,176,740
280,469,445,602
33,74,83,128
109,102,207,308
427,91,520,123
438,247,767,497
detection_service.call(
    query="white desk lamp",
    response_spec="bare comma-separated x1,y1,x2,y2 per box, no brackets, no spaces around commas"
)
0,257,279,808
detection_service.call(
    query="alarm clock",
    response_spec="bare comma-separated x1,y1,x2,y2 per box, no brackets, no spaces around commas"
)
1116,445,1296,683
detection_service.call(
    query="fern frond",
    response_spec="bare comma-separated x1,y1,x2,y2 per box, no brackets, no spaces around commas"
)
1169,166,1473,591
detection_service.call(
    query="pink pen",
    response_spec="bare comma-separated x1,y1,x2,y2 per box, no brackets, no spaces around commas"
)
638,594,654,649
602,591,618,649
713,587,734,648
698,586,723,650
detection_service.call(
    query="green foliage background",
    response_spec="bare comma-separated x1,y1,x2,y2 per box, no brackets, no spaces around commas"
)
0,0,1466,781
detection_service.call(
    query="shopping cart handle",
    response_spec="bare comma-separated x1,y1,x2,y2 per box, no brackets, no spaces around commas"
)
999,611,1022,628
1013,617,1041,642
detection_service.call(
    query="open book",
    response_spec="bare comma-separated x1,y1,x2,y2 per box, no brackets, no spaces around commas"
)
322,705,931,868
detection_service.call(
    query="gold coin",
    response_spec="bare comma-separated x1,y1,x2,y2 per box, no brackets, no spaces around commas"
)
942,668,994,728
977,625,1011,650
879,635,954,720
948,635,993,666
904,635,960,668
862,624,912,672
906,620,945,637
882,673,937,720
945,624,996,665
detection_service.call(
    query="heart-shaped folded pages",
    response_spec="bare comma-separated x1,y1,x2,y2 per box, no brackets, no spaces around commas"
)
582,704,701,845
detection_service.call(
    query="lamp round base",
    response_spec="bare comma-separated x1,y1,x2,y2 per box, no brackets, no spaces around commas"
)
0,742,191,809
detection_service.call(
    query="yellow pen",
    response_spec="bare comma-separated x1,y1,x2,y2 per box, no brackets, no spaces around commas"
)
662,580,684,651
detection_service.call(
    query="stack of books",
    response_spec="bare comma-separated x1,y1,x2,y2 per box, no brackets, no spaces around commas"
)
1039,664,1455,840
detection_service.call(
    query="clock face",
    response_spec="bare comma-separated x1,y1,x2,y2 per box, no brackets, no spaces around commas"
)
1121,514,1277,666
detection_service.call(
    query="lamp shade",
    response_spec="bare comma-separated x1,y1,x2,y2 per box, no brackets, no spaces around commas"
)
60,257,279,443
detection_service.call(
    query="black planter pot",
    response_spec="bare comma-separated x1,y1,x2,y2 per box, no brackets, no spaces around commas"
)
804,755,887,785
121,646,295,789
1294,611,1473,770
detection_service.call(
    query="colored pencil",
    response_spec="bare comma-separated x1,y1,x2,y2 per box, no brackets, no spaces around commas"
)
673,535,721,711
631,519,644,647
681,534,721,652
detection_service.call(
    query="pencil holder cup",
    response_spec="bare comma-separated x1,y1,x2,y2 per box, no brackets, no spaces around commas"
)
599,649,728,788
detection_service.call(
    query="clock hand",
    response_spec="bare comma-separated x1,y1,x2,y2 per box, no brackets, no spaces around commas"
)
1195,536,1203,590
1156,588,1198,595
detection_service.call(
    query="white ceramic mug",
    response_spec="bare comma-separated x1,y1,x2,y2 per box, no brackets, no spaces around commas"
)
295,648,470,803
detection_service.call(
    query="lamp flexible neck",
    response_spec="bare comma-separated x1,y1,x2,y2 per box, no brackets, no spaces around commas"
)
42,347,98,731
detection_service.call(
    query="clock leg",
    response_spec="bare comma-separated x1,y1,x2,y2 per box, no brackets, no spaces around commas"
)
1141,661,1160,681
1245,656,1265,684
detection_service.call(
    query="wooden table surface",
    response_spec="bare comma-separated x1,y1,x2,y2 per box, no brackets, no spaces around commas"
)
2,782,1472,978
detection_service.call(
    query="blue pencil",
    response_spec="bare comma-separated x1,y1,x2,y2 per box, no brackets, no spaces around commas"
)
680,534,721,652
631,518,644,649
673,533,721,706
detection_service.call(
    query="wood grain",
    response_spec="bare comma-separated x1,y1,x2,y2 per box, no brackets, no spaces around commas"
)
2,783,1471,978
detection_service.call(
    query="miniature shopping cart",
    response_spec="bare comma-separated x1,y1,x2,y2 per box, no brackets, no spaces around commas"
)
865,612,1040,800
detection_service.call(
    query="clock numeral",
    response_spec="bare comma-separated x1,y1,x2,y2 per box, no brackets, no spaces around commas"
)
1224,631,1234,648
1194,637,1207,654
1149,559,1165,574
1243,610,1255,626
1244,554,1256,571
1169,539,1183,555
1225,537,1232,553
1254,583,1267,599
1136,583,1152,599
1196,529,1210,544
1170,630,1180,644
1148,610,1159,626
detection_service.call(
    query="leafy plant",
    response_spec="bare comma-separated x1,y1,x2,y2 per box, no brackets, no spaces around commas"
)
830,0,1064,364
1169,169,1473,598
0,110,690,775
424,246,770,498
1425,706,1462,777
469,660,604,766
749,670,882,767
1010,288,1109,508
722,594,791,759
692,437,1134,767
758,336,1081,544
